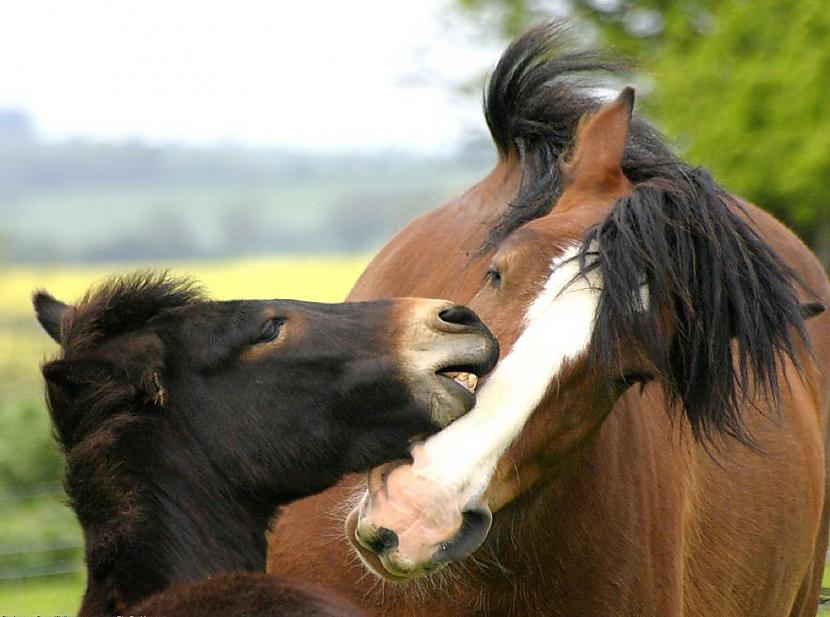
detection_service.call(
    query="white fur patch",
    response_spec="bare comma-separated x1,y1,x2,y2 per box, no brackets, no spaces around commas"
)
406,244,602,504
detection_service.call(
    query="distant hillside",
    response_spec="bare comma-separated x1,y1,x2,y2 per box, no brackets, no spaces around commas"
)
0,136,494,263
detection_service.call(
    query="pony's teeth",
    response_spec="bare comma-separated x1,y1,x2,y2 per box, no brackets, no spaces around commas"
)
440,371,478,393
452,372,474,392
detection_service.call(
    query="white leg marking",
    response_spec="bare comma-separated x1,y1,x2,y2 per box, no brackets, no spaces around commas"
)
408,244,602,503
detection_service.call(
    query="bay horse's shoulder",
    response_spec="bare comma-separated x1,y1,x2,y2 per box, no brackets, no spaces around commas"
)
132,572,365,616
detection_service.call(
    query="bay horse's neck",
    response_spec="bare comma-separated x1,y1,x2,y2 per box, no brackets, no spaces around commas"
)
347,160,520,303
77,436,276,616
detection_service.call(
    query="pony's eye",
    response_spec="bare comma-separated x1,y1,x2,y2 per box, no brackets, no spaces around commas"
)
487,269,503,289
256,319,283,344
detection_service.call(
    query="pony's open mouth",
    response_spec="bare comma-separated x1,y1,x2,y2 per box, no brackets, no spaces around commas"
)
436,369,479,393
434,365,483,412
417,352,494,427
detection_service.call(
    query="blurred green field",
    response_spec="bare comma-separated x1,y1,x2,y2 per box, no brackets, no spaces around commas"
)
0,255,367,615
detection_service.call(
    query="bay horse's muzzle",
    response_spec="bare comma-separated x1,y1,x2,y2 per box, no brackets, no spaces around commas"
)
346,459,493,580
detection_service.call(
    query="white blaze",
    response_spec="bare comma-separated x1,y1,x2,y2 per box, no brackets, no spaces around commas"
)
406,244,602,504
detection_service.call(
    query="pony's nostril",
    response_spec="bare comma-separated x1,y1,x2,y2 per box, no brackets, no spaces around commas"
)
366,527,399,553
438,305,482,329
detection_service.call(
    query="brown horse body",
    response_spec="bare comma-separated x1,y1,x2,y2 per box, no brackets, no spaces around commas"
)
268,27,830,616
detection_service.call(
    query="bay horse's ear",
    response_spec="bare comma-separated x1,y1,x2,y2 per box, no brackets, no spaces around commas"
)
33,291,73,344
563,87,634,190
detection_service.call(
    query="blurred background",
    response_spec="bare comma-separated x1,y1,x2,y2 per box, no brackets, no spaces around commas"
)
1,0,827,613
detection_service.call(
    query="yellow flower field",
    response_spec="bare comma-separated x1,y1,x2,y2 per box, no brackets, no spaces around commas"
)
0,255,370,318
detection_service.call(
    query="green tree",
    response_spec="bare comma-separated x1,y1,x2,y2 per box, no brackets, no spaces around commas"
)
457,0,830,263
650,0,830,261
457,0,718,52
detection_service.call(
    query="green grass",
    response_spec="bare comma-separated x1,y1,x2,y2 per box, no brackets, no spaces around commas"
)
0,573,84,616
822,565,830,615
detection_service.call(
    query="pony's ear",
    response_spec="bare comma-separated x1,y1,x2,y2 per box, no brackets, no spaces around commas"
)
42,358,110,389
42,333,167,410
41,358,113,446
33,291,73,344
563,87,634,190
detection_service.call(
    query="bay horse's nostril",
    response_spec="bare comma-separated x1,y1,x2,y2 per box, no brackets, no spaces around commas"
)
438,305,483,329
366,527,399,553
432,507,492,563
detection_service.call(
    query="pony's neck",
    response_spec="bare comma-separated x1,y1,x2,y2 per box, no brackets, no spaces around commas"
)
77,451,277,616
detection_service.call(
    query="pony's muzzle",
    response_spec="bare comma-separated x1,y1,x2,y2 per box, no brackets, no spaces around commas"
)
398,299,499,427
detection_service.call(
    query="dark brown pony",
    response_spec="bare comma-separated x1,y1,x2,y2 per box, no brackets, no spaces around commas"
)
268,25,830,616
34,272,498,616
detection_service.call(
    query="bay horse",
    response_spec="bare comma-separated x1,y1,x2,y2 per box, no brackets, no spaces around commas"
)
33,272,498,616
267,24,830,616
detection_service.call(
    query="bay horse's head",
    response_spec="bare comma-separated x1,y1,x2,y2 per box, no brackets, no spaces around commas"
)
34,272,499,518
348,87,821,579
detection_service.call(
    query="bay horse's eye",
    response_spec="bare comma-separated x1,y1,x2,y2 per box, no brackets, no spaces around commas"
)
486,268,502,289
256,318,283,344
615,372,653,391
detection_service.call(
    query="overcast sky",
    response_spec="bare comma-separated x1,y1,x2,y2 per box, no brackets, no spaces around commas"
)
0,1,503,152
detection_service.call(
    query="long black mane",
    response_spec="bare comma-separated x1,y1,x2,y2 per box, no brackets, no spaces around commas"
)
582,171,810,445
484,23,813,444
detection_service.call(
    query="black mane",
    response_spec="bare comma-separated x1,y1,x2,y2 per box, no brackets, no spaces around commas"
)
484,23,813,444
581,171,810,445
483,21,677,249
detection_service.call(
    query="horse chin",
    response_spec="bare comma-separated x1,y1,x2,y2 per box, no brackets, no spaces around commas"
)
344,508,444,582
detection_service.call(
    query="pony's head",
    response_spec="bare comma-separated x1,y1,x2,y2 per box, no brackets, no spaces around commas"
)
348,83,822,579
35,273,500,491
34,272,499,604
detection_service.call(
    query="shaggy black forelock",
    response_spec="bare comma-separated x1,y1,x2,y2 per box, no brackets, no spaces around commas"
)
63,271,204,353
578,169,812,446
